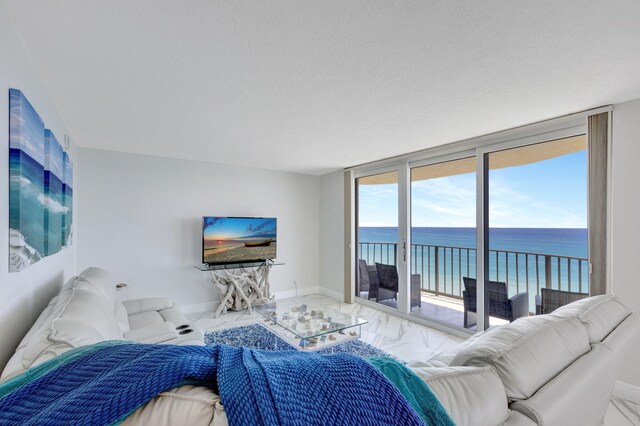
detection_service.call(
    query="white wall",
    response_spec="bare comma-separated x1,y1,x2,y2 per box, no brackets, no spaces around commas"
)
611,98,640,388
319,171,345,300
0,6,77,370
77,148,319,310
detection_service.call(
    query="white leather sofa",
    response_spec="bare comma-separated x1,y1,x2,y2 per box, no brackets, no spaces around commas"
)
1,267,204,382
409,294,639,425
1,269,636,425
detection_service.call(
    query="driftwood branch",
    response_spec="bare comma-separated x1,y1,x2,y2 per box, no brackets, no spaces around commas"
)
209,264,274,317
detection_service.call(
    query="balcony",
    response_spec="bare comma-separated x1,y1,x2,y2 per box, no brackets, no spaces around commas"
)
358,241,589,330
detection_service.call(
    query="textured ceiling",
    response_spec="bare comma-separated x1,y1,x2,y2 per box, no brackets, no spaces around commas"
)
3,1,640,175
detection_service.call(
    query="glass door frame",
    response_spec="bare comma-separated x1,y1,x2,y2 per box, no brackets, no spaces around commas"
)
350,111,596,336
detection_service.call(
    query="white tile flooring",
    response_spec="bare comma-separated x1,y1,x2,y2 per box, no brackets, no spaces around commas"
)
188,293,637,425
606,398,640,426
188,293,466,364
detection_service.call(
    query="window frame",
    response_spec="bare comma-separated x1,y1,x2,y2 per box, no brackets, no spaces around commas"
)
348,107,610,335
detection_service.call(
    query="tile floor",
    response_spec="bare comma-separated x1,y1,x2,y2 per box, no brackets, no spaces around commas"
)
188,293,637,425
189,293,466,364
606,398,640,426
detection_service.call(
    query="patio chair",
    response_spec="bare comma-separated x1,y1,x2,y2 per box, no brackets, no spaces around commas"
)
535,288,588,315
375,262,422,308
358,260,421,307
462,277,529,328
358,259,371,297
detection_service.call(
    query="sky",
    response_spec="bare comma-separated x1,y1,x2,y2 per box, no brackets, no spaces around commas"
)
203,217,277,241
358,150,588,228
9,89,45,165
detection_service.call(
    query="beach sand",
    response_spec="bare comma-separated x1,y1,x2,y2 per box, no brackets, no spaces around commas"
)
204,242,277,263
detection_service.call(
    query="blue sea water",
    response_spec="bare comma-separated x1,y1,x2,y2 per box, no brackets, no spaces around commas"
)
360,227,587,257
9,148,73,269
10,148,47,257
358,227,588,303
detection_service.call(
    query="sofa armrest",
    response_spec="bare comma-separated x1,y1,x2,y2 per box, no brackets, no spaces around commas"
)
124,321,179,344
509,292,529,320
123,297,174,315
410,366,510,426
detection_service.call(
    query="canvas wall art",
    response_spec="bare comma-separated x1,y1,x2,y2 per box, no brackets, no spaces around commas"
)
62,152,73,247
44,129,65,255
9,89,74,272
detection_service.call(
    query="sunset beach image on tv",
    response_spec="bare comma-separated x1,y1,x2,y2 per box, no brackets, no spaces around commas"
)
203,217,277,264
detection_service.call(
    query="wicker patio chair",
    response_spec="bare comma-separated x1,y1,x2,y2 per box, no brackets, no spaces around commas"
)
462,277,529,328
535,288,588,315
375,262,422,308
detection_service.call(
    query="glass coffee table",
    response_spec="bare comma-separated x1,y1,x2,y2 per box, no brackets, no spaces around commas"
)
254,300,368,351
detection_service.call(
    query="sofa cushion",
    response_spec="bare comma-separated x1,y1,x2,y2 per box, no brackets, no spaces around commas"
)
122,385,225,426
159,306,189,328
128,311,165,330
501,411,537,426
49,318,106,348
22,286,76,367
123,297,173,315
600,312,640,360
115,302,131,333
16,296,58,351
552,295,630,343
124,322,179,344
54,287,123,341
411,366,510,426
450,315,590,400
510,343,615,426
77,267,117,307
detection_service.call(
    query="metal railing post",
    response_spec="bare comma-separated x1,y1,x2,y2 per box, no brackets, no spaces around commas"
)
434,247,440,295
544,255,552,289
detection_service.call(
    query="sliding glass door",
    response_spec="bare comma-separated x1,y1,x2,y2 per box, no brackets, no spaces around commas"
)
352,114,598,334
410,157,477,329
356,170,400,311
484,136,588,328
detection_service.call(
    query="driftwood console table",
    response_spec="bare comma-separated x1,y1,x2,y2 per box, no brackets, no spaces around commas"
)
195,261,283,317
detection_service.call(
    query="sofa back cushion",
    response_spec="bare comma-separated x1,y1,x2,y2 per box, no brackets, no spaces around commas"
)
77,267,117,307
450,315,590,400
552,295,630,343
52,287,123,343
115,302,131,333
22,285,76,367
21,276,123,369
411,366,510,426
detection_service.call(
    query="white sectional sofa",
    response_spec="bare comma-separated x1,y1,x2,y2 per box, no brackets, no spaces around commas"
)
1,267,204,382
410,294,639,425
1,266,637,425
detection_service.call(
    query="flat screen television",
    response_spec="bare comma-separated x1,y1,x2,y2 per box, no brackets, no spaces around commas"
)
202,217,277,265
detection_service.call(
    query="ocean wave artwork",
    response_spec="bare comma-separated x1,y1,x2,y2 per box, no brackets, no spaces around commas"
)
9,89,74,272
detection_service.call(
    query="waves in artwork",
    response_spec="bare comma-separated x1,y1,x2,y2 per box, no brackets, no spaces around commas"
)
9,89,74,272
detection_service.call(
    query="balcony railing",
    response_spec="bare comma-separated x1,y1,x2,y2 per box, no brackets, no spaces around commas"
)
358,241,589,312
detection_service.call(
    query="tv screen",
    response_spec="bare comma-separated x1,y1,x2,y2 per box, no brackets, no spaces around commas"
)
202,217,277,265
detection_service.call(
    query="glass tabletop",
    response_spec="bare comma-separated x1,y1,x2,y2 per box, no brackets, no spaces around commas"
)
254,300,368,340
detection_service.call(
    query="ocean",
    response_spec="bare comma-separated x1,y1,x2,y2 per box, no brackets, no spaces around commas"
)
358,227,588,303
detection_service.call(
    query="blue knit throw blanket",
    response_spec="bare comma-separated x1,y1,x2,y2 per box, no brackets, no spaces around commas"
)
0,341,436,426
